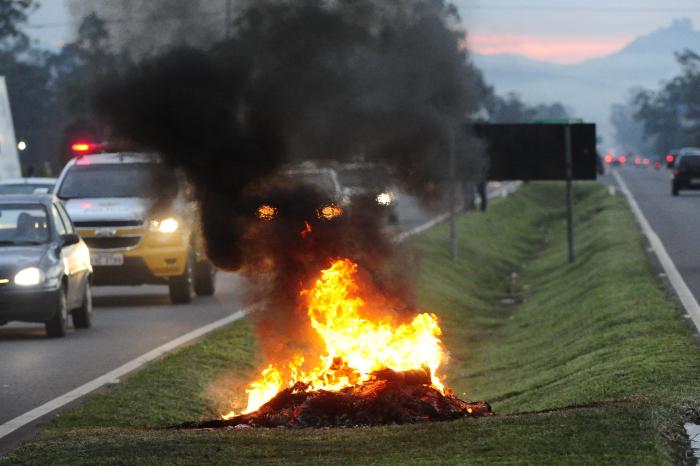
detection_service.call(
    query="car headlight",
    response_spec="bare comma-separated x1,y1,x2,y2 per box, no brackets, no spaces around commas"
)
376,192,394,206
14,267,45,286
149,217,179,234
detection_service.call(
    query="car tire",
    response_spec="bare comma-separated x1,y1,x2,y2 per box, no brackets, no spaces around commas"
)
72,282,93,329
672,186,679,196
45,285,68,338
169,252,194,304
194,260,216,297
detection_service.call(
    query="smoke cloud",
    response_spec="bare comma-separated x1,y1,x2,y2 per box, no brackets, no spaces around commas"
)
91,0,483,364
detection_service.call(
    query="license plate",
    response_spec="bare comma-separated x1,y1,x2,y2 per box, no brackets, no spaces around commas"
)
91,252,124,267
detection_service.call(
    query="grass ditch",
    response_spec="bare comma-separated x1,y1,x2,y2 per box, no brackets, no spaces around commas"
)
3,182,700,465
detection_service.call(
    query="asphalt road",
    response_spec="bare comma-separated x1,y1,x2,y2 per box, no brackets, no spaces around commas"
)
0,190,454,431
605,165,700,304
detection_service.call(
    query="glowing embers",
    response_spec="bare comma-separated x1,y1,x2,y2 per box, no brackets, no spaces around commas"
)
316,204,343,221
257,204,278,221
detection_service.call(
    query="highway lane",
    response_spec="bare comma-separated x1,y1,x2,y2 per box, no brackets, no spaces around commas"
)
0,273,250,425
605,165,700,304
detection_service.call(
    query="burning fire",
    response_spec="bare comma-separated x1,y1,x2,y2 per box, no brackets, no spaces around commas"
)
225,258,446,418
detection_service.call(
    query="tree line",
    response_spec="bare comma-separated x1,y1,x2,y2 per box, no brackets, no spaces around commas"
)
613,50,700,155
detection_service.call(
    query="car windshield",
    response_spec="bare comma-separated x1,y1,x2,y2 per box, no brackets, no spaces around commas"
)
0,183,53,195
0,204,50,245
679,156,700,169
287,172,337,195
58,163,178,199
338,167,385,191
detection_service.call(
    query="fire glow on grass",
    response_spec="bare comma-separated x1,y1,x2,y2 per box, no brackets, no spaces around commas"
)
224,258,446,419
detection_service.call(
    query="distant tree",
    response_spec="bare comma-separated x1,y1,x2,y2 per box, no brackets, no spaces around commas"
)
634,49,700,153
610,90,653,154
481,90,569,123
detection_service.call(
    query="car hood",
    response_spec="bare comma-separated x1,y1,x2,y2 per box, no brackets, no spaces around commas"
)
0,245,48,274
64,198,153,223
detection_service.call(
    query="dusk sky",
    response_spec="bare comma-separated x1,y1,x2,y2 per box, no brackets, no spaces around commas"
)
26,0,700,64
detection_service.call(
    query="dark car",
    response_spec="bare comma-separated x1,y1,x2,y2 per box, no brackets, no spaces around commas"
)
671,149,700,196
0,194,93,337
337,163,399,223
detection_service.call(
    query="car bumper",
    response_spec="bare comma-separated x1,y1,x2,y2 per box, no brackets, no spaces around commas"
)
0,285,60,322
92,250,187,286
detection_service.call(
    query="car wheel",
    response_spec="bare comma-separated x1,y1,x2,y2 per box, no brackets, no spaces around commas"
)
45,285,67,338
169,252,194,304
194,260,216,296
72,282,93,329
672,186,679,196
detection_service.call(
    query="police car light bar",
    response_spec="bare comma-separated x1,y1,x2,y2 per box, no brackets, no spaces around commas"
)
71,142,109,156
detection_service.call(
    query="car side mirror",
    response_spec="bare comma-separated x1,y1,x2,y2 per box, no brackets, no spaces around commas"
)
60,233,81,248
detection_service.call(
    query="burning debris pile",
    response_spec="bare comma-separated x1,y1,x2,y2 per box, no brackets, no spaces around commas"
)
176,259,492,429
179,368,492,429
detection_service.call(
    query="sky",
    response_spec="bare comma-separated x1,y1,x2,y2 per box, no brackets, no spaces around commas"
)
24,0,700,64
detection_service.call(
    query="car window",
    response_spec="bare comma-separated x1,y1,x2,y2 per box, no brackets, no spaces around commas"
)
57,163,178,199
52,205,68,235
0,184,52,195
55,203,75,234
679,156,700,169
0,204,50,245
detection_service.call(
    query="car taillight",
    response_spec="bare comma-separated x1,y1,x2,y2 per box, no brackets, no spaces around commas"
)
619,156,627,164
674,169,681,176
666,154,675,163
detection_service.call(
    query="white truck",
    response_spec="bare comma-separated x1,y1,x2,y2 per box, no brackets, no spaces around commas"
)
0,77,20,181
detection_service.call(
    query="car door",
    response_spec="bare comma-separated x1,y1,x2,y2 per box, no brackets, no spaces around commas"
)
58,202,91,301
51,203,82,308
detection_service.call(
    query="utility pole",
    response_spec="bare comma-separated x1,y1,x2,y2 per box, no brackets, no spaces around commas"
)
448,126,458,261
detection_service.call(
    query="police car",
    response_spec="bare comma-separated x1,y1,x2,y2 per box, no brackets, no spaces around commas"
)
54,147,215,304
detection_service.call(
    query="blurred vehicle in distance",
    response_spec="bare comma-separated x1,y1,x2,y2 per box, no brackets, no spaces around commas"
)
337,163,398,223
54,150,216,304
0,194,92,337
0,177,57,195
671,148,700,196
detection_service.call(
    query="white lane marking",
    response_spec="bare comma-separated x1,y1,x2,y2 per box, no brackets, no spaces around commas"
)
0,309,248,440
613,170,700,333
393,181,522,243
0,182,525,440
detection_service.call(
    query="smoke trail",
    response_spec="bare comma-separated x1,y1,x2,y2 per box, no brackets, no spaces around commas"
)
92,0,483,363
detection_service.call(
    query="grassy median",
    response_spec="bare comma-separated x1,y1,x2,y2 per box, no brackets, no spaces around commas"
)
3,182,700,465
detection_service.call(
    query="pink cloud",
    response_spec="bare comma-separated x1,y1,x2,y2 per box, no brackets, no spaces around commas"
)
466,34,634,64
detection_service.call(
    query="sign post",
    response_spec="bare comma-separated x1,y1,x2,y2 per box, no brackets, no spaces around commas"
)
564,124,575,263
472,120,596,266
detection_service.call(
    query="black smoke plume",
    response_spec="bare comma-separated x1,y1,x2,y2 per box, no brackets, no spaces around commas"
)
93,0,482,360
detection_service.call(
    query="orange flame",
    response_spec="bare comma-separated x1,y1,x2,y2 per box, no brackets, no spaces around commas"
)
316,204,343,220
257,204,278,220
226,258,446,417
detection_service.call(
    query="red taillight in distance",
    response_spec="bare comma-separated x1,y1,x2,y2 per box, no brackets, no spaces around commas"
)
604,153,614,164
619,155,627,164
666,154,675,163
